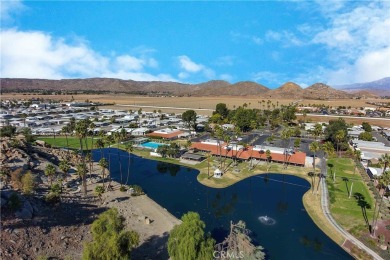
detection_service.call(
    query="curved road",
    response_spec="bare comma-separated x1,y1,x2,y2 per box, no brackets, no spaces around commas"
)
320,158,383,260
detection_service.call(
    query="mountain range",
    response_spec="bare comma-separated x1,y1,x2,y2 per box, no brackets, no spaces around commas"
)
334,77,390,96
0,77,387,99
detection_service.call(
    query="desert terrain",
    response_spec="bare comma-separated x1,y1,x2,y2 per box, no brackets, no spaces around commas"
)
3,93,389,127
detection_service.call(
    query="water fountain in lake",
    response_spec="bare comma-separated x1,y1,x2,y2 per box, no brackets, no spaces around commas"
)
258,215,276,225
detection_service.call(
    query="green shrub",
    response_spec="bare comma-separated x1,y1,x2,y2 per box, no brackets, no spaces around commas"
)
45,192,60,204
50,182,62,194
128,185,144,196
119,186,127,192
21,171,36,195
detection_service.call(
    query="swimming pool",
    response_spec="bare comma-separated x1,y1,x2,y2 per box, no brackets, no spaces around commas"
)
139,141,165,149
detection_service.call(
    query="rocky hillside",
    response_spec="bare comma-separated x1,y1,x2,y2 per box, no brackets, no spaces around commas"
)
266,82,303,99
1,77,356,99
303,83,353,99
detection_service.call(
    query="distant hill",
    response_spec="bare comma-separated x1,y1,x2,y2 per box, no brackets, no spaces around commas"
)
1,77,358,99
266,82,303,99
334,77,390,96
303,83,353,99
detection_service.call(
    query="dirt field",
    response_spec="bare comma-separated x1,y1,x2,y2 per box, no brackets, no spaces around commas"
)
2,93,381,110
3,93,389,126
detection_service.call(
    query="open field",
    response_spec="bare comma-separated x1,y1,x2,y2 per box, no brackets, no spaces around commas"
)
2,93,383,111
4,93,389,127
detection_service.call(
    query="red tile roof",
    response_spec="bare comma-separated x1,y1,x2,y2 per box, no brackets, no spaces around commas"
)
191,142,306,166
147,130,184,139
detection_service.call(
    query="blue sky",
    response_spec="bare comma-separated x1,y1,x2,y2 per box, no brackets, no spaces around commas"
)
1,0,389,88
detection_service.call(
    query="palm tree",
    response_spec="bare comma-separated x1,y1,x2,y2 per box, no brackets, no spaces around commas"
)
281,128,293,168
76,163,88,195
309,141,320,194
322,141,335,158
85,152,93,179
125,142,134,186
95,185,105,203
313,123,322,140
59,159,70,187
95,138,105,160
61,125,70,159
379,153,390,175
88,121,96,171
75,119,89,195
98,157,108,189
266,149,272,171
335,130,345,157
353,150,362,174
113,132,124,186
44,163,56,186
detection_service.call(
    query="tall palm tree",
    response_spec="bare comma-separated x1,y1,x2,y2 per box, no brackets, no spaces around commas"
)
88,121,96,171
75,119,89,195
309,141,320,194
76,162,88,195
113,132,124,186
85,152,93,179
125,142,134,186
95,138,105,160
335,130,345,157
353,150,362,174
281,128,293,168
61,125,70,159
98,157,108,189
266,149,272,171
379,153,390,175
59,159,70,187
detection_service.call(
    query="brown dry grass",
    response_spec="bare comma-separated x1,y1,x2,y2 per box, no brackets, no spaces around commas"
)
3,93,388,126
2,93,380,110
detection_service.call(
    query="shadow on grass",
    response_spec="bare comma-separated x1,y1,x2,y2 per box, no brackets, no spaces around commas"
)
353,192,371,228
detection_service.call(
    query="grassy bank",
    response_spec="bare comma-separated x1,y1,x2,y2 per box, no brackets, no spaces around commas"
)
326,158,374,231
37,136,99,150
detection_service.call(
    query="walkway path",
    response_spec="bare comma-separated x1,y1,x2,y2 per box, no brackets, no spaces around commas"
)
320,158,383,260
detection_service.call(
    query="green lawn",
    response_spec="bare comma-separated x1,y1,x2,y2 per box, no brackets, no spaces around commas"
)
37,136,100,150
326,158,374,231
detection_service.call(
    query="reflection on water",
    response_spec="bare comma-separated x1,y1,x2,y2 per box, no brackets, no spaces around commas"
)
93,148,352,260
258,216,276,225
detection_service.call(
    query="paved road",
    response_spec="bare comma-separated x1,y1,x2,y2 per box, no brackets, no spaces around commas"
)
117,104,214,111
297,113,390,122
320,157,383,260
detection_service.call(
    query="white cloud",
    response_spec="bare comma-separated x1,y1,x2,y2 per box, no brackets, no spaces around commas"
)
177,55,215,80
309,1,390,84
116,55,148,71
0,29,176,81
1,0,25,23
177,55,204,73
265,30,304,46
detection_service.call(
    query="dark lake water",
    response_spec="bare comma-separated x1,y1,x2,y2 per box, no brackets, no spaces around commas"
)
93,148,352,259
